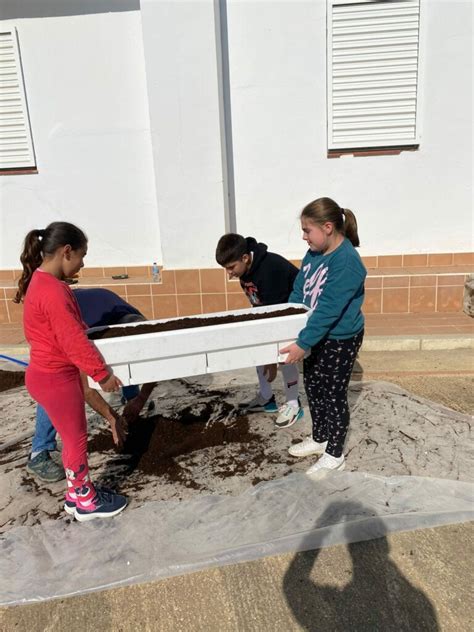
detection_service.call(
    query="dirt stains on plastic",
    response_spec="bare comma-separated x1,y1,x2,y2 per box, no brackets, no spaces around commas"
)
88,397,276,492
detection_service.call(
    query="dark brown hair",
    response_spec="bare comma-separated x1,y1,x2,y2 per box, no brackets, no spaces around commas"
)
215,233,248,266
14,222,87,303
301,197,360,247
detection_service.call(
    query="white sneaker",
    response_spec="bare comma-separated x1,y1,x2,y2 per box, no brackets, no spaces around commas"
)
275,403,304,428
288,436,328,457
306,453,345,480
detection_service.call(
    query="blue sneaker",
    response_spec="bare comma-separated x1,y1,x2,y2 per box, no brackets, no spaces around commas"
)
74,489,127,522
274,402,304,428
64,485,115,516
238,394,278,414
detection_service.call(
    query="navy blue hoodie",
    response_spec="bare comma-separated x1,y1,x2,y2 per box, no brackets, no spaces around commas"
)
240,237,299,306
73,288,142,328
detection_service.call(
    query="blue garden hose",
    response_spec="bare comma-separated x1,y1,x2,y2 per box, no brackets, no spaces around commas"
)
0,354,29,368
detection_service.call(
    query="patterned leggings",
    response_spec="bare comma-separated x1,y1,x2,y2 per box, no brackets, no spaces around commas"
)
303,330,364,458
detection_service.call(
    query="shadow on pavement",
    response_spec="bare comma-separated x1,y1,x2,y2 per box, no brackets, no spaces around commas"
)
283,501,439,632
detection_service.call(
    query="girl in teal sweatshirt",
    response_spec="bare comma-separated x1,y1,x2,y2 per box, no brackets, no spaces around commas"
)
281,197,366,478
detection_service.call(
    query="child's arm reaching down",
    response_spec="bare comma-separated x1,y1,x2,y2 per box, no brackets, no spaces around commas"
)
80,373,127,448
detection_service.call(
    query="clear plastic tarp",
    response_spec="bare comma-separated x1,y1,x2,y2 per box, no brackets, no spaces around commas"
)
1,471,472,605
1,365,473,605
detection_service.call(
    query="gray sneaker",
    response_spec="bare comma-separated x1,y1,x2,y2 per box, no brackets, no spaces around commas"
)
26,450,65,482
238,394,278,413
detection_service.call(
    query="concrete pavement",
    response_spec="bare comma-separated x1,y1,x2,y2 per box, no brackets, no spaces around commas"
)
0,522,472,631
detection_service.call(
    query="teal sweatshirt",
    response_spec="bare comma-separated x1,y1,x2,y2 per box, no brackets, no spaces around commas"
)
289,238,366,350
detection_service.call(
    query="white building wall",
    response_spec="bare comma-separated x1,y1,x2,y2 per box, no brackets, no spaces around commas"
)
0,10,161,269
0,1,471,272
140,0,227,269
226,0,473,259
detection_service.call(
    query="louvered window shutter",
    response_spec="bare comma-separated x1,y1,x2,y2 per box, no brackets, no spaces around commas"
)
0,29,36,170
328,0,421,150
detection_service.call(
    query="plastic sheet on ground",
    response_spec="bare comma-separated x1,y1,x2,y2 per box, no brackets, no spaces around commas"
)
1,471,472,605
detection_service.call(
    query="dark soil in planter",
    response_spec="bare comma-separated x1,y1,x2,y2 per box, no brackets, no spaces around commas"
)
0,370,25,393
88,306,307,340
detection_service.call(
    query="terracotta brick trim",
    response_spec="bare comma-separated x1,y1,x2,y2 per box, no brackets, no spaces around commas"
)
1,254,472,324
0,252,472,282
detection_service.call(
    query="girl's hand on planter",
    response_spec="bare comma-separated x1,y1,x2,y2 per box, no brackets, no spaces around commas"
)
99,372,122,392
280,343,306,364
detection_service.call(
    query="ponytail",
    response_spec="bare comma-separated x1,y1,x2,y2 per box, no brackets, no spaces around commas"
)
301,197,360,248
14,222,87,303
340,208,360,248
14,230,44,303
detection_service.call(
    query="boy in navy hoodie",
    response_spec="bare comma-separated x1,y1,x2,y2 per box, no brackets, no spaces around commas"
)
215,233,303,428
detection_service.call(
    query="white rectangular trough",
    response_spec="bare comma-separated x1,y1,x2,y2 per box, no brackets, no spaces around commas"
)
87,303,309,388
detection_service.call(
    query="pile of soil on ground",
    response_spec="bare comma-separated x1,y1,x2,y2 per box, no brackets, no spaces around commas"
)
88,306,307,340
0,370,25,393
88,398,283,490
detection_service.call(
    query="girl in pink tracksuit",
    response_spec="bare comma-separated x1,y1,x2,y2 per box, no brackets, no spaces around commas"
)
15,221,127,522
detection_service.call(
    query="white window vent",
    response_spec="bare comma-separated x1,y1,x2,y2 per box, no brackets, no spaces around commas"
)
328,0,421,151
0,29,36,171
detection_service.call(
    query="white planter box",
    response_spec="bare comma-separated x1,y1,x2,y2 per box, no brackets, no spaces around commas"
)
87,303,309,388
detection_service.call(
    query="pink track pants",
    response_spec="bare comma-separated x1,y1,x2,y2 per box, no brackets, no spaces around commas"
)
26,365,96,508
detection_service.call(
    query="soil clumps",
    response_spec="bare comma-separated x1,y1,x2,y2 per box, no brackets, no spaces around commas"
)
88,400,265,490
0,370,25,393
88,306,306,340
